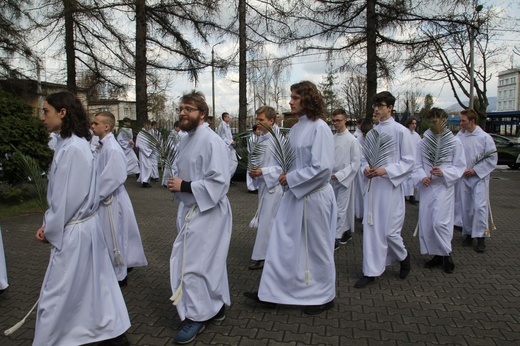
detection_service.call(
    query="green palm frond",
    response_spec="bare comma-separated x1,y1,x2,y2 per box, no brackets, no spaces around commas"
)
138,130,178,172
473,150,497,168
362,129,394,169
421,128,457,167
247,135,266,171
259,124,296,173
11,145,47,211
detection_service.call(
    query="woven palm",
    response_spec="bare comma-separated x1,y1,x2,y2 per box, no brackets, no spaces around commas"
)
421,128,457,168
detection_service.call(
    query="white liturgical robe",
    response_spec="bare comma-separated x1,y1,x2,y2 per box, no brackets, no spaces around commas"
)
34,135,130,346
0,226,7,291
412,130,466,256
117,127,140,175
169,123,232,322
95,133,148,281
136,129,154,183
403,129,421,196
258,115,337,305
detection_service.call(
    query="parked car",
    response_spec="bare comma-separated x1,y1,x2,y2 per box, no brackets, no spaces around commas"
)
489,134,520,169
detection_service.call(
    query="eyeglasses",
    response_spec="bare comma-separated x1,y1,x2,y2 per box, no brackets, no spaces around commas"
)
331,119,345,123
372,103,388,109
176,106,199,113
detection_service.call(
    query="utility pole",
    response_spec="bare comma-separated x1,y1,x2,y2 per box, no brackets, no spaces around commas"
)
211,41,223,130
469,2,483,109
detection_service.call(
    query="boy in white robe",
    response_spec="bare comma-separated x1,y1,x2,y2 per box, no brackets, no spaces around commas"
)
245,81,338,315
330,109,360,249
217,112,238,178
35,91,130,346
412,108,466,273
247,106,283,270
117,117,140,176
135,121,154,187
458,109,497,252
404,117,421,204
91,111,148,286
167,91,232,344
354,119,373,220
355,91,414,289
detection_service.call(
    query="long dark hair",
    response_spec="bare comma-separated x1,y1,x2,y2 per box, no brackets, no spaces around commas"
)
290,81,326,121
46,91,91,141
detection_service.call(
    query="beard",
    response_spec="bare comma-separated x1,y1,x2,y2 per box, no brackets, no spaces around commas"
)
179,115,200,132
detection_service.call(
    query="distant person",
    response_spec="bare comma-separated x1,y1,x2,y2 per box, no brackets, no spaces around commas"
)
330,108,360,250
412,108,466,273
355,91,414,289
247,106,283,270
136,120,154,187
91,111,148,287
458,109,497,252
404,117,421,204
167,91,232,344
35,91,130,345
245,81,337,315
117,117,140,176
149,121,160,182
217,112,238,179
246,124,261,193
353,118,363,138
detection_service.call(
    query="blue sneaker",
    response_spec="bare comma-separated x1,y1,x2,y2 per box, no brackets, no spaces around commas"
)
174,320,206,344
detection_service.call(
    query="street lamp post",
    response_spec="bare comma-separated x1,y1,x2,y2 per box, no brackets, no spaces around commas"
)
211,41,224,130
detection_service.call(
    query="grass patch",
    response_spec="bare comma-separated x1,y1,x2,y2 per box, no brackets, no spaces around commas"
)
0,198,44,220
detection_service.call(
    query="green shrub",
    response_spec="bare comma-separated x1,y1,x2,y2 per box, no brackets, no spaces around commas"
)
0,89,53,184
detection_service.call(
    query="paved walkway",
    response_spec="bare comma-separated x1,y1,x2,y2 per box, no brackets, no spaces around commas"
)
1,168,519,345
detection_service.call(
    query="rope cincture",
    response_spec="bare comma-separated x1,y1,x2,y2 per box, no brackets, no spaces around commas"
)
103,195,124,267
170,204,198,306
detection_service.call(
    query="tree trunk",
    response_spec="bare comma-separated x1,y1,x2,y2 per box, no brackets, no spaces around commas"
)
135,0,148,127
238,0,247,132
365,0,377,120
64,0,77,94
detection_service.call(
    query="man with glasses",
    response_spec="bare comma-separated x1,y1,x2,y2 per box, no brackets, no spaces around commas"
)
167,91,232,344
330,109,360,250
355,91,415,288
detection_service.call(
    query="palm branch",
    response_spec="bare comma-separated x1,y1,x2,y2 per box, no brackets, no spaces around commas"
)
138,130,178,173
362,128,394,170
259,123,295,173
11,145,47,211
472,150,497,168
247,134,266,171
421,128,457,168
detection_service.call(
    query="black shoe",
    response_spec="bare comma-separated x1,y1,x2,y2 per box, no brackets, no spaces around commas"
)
243,291,276,308
453,225,463,232
400,252,411,279
303,300,334,315
209,305,226,324
118,277,127,288
408,196,419,205
443,256,455,273
334,239,340,251
0,288,5,296
248,189,258,194
127,267,134,274
151,178,159,182
354,276,375,288
462,235,473,247
141,182,152,188
424,255,443,268
99,333,130,346
135,173,140,180
248,260,264,270
476,237,486,253
339,230,352,244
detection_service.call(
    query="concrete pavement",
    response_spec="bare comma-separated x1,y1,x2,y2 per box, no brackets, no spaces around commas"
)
1,168,519,345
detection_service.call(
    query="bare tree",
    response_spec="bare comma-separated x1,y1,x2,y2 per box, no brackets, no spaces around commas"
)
341,72,367,119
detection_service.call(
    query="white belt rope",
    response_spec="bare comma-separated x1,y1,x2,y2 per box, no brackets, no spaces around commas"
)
170,204,198,306
103,195,124,266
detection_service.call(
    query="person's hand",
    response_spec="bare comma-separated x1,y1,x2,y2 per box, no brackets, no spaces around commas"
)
278,173,287,186
168,177,183,192
331,174,337,181
36,226,48,243
431,167,443,177
129,140,134,147
249,168,262,178
463,168,476,177
422,177,432,186
364,167,386,179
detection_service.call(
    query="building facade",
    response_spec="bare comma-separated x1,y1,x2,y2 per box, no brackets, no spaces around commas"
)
497,69,520,112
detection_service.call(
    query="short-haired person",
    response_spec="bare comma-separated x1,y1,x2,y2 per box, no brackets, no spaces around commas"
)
91,111,148,286
116,117,140,176
247,106,284,270
330,108,361,249
355,91,415,288
167,91,232,344
245,81,337,315
404,117,421,205
458,108,497,252
412,108,466,273
353,118,363,138
217,112,238,178
35,91,130,345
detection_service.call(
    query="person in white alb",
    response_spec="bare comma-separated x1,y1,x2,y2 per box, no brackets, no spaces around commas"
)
34,91,130,346
117,117,140,176
217,112,238,178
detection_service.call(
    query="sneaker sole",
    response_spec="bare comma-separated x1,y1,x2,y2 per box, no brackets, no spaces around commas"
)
339,238,352,245
174,325,206,344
